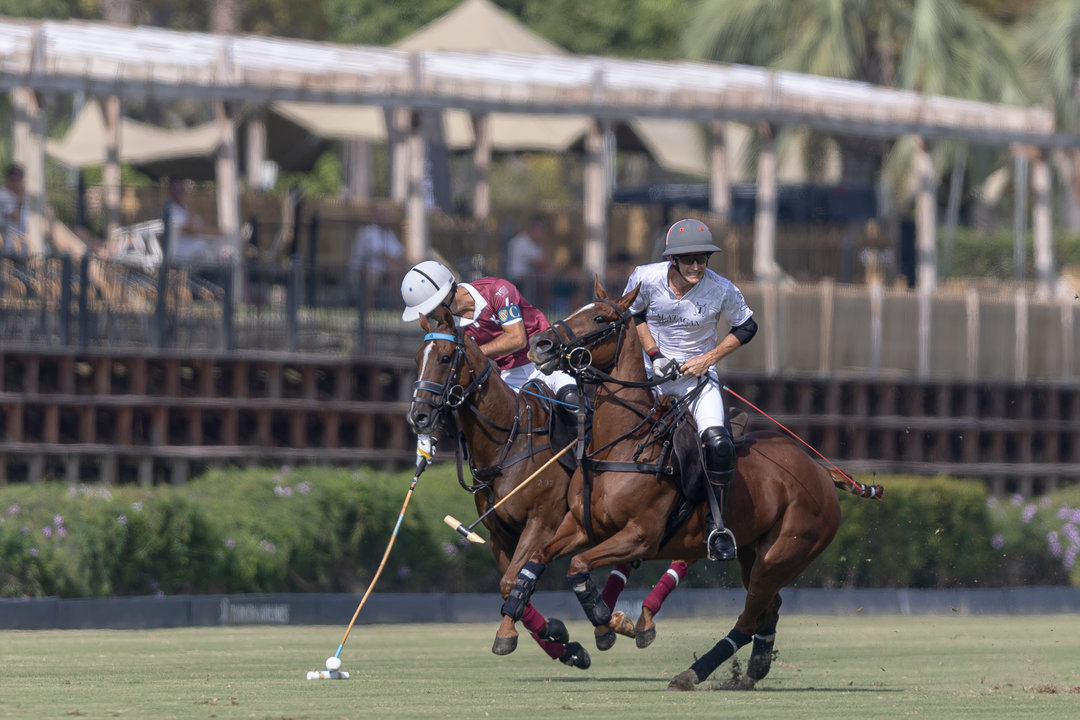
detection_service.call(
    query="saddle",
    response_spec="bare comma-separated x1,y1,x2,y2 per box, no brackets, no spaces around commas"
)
667,405,750,504
526,380,585,475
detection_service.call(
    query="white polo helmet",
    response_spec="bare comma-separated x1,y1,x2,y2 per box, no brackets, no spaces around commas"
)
401,260,456,321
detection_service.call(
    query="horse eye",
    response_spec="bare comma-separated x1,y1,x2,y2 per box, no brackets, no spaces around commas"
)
440,354,452,364
593,314,607,323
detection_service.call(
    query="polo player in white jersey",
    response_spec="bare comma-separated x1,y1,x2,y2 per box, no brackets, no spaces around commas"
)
623,219,758,561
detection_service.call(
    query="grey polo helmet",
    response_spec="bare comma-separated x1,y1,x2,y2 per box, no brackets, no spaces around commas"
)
662,219,722,257
401,260,456,321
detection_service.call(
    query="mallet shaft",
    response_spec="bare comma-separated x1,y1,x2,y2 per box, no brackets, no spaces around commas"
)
441,440,576,543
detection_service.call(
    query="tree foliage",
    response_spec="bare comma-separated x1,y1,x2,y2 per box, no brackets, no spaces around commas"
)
684,0,1027,103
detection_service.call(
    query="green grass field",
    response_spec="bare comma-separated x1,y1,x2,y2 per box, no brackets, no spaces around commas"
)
2,615,1078,720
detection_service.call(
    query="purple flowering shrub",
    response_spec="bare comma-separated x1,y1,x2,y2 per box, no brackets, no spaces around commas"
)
985,486,1080,587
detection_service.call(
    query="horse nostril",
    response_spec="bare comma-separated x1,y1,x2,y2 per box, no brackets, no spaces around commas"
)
407,408,427,430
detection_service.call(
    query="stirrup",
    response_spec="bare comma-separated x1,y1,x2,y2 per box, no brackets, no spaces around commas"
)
707,527,738,561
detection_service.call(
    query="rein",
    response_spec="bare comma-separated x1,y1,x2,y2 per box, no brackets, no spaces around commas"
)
411,328,555,498
545,297,706,545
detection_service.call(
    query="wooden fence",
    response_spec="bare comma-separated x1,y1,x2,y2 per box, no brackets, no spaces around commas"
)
0,349,415,484
1,347,1077,494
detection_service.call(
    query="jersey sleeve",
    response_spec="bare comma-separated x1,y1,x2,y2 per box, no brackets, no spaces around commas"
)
722,284,754,328
490,278,525,326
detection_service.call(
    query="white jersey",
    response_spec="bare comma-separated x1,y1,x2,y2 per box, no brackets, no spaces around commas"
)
624,261,752,363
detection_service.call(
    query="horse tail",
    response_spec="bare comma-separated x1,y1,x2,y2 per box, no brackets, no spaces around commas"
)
828,467,884,500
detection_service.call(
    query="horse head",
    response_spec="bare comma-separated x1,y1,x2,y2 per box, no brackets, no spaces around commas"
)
528,276,640,375
407,305,493,435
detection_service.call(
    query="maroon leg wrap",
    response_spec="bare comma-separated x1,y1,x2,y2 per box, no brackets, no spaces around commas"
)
521,603,546,635
600,564,633,610
642,560,688,615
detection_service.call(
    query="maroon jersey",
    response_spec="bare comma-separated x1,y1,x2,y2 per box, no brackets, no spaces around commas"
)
458,277,549,370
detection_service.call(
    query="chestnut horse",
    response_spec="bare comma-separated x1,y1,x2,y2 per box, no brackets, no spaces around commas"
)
406,305,633,669
498,280,882,689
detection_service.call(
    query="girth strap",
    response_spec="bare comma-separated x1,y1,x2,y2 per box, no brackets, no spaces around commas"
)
586,459,675,475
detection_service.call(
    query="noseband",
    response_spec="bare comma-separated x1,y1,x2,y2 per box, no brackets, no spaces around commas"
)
547,298,633,374
412,330,493,417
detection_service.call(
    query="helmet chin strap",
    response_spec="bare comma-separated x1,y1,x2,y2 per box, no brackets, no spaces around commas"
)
669,259,691,284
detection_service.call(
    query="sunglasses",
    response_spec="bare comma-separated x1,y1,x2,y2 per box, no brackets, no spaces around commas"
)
674,254,710,267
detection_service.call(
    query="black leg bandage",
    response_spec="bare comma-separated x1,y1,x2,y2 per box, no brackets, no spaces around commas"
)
501,561,547,621
689,628,752,682
746,631,777,681
567,571,612,627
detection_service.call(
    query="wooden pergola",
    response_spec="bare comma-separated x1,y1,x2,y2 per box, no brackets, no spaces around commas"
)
0,17,1068,295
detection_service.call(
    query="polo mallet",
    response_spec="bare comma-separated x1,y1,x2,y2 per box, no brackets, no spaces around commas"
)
443,439,575,544
307,435,436,680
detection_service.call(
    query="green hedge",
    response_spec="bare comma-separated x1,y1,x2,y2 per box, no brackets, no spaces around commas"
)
1,466,1078,598
945,227,1080,280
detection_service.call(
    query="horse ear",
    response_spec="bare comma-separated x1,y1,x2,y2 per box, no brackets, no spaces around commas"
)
419,313,433,332
618,283,640,311
429,303,454,329
593,275,608,300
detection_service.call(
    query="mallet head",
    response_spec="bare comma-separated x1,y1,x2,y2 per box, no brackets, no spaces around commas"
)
443,514,485,544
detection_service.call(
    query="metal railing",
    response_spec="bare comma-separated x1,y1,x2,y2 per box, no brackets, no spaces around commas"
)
3,250,1078,386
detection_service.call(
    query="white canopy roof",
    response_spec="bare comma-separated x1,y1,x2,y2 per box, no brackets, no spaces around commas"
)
45,99,220,168
273,0,708,175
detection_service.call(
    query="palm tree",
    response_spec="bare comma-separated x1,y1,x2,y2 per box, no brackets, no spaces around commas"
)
1020,0,1080,230
683,0,1028,187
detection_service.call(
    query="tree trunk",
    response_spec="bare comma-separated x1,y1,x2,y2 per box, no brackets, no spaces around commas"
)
101,0,133,25
211,0,245,35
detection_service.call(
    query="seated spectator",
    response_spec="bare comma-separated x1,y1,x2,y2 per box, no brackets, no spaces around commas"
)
349,205,405,307
505,214,552,296
348,205,404,277
164,178,222,264
0,163,28,253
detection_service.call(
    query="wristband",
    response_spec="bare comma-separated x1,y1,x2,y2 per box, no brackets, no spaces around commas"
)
647,348,661,360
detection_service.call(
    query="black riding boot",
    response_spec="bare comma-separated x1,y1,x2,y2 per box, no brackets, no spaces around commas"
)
555,386,585,438
702,426,738,562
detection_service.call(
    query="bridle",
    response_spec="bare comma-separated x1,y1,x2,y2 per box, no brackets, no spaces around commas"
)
544,297,690,547
411,326,553,503
545,297,635,379
545,298,664,390
411,328,493,419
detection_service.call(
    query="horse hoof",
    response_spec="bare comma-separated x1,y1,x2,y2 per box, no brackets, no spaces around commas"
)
737,675,758,691
542,617,570,645
611,610,636,639
666,669,700,691
491,635,518,656
594,627,616,652
559,641,591,670
635,626,656,649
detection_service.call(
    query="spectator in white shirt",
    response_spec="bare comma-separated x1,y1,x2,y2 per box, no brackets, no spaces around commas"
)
165,178,222,264
348,206,404,277
505,214,552,292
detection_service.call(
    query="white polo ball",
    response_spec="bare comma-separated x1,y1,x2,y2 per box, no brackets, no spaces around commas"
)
325,656,342,671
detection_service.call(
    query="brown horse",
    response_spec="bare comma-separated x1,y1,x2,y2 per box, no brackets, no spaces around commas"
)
407,305,633,669
497,279,882,689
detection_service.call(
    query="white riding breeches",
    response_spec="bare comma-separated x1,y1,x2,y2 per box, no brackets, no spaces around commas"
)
501,362,576,396
653,368,726,434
